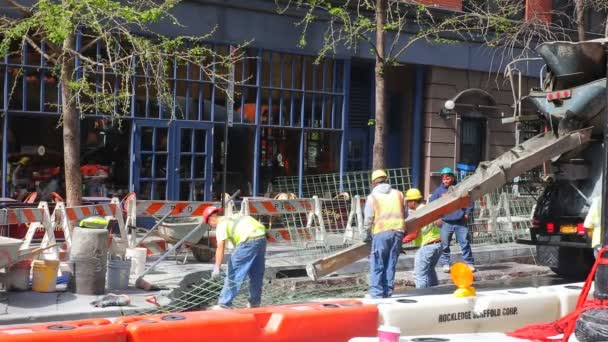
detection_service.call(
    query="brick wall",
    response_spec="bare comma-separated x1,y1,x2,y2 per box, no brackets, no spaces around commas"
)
421,66,538,197
525,0,552,23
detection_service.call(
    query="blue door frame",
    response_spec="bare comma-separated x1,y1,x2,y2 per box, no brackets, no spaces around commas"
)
130,120,213,200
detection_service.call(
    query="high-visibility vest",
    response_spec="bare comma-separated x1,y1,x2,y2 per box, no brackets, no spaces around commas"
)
371,189,405,234
584,197,602,248
219,215,266,247
411,204,441,247
79,216,109,229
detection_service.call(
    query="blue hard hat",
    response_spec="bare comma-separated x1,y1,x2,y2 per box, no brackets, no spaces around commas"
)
440,167,454,175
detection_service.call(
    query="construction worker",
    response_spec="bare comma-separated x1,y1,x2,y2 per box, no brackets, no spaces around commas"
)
429,167,475,272
584,195,602,257
203,206,267,309
364,169,406,298
402,188,442,288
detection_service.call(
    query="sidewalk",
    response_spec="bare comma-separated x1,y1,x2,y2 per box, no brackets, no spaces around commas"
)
0,242,540,326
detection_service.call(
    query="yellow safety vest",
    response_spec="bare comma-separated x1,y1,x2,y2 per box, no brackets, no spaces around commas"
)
371,189,405,234
219,215,266,247
585,197,602,248
79,216,109,229
411,204,441,247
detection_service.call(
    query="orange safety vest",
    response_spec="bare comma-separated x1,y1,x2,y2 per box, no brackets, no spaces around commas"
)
371,189,405,234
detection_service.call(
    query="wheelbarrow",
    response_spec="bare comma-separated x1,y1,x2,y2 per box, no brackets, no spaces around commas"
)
0,236,58,269
155,217,215,263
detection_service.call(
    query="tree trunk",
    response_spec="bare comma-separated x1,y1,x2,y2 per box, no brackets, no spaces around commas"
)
61,32,82,206
575,0,586,41
372,0,387,170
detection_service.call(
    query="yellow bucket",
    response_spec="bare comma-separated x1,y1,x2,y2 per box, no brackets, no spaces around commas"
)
32,259,60,292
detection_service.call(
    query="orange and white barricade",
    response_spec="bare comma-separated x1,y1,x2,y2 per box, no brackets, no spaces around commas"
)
54,198,129,254
240,196,325,244
125,196,232,253
343,195,364,243
14,203,63,259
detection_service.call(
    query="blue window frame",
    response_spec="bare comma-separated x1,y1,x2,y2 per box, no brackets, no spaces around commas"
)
0,36,349,200
131,120,212,200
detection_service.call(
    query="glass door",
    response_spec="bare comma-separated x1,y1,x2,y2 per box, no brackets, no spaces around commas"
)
171,122,212,200
131,121,170,200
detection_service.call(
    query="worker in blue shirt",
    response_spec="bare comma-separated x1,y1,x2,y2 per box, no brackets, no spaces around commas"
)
429,167,475,273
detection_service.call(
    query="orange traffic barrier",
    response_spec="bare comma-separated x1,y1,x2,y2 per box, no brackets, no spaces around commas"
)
120,300,378,342
241,300,378,342
0,318,126,342
120,311,263,342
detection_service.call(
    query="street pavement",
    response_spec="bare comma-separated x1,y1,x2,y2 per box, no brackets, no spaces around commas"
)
0,242,557,326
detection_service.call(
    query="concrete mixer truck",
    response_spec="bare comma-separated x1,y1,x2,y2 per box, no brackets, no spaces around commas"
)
307,39,607,281
513,39,607,279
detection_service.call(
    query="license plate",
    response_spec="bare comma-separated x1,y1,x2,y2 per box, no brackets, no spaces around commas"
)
559,225,577,234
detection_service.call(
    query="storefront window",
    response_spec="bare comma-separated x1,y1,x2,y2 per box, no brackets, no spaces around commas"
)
259,128,300,195
304,131,341,175
212,125,255,199
6,116,131,201
6,116,63,201
81,118,131,198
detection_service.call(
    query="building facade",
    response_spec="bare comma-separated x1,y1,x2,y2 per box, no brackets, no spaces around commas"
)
1,0,560,201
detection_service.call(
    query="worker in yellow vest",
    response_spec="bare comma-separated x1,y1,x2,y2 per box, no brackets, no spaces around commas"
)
402,188,442,288
584,195,602,257
202,206,267,309
363,169,407,298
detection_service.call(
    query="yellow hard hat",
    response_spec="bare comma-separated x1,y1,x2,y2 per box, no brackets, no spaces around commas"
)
371,169,388,183
18,157,30,165
405,188,423,201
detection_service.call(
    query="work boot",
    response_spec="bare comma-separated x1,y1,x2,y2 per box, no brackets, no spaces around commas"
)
247,303,260,309
442,264,450,273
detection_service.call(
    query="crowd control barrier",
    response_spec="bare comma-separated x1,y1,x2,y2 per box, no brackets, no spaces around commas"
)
55,199,128,251
372,288,561,335
117,300,377,342
538,282,593,317
240,300,378,342
240,197,324,244
9,204,61,260
350,332,524,341
118,310,263,342
0,318,126,342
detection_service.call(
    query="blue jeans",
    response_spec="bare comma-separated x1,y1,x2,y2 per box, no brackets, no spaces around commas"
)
369,230,404,298
218,238,266,307
439,221,474,266
414,242,442,288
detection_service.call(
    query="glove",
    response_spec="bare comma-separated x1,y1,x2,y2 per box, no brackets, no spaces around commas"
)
402,233,417,244
211,266,221,280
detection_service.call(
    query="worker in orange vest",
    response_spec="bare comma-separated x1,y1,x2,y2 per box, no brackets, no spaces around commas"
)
363,169,407,298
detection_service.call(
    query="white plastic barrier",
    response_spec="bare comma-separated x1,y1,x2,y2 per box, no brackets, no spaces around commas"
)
538,282,592,317
370,288,561,335
349,332,527,342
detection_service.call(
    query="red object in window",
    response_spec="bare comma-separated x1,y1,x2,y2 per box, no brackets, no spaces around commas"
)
546,222,555,233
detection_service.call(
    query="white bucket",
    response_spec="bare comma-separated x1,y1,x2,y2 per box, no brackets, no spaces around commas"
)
107,259,131,290
7,260,32,291
125,247,147,278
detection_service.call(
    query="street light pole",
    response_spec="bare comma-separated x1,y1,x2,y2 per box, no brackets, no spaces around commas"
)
596,44,608,301
574,43,608,341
